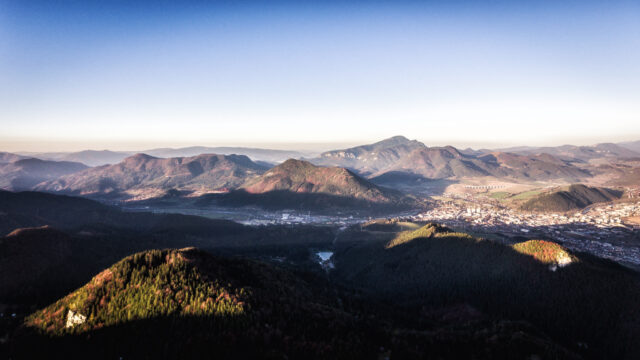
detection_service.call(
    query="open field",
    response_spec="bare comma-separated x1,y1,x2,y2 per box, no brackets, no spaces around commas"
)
511,189,544,200
488,191,511,200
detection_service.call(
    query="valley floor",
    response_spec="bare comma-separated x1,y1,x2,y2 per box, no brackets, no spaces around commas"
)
119,191,640,270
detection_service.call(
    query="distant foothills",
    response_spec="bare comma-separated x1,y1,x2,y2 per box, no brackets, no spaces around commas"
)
1,136,639,212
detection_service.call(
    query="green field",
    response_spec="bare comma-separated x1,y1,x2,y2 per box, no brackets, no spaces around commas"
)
511,189,543,201
489,191,512,200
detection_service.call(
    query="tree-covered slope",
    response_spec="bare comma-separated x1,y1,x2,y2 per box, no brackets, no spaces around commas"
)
512,240,576,266
331,223,640,359
9,247,582,360
19,248,383,359
0,226,93,306
520,184,623,212
0,190,247,236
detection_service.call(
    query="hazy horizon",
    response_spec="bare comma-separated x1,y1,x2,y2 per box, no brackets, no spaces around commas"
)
3,134,640,155
2,0,639,152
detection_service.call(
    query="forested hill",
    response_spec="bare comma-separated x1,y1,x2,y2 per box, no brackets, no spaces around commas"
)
331,223,640,359
11,247,578,359
520,184,623,212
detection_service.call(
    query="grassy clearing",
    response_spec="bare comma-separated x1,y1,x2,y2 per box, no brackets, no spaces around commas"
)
489,191,512,200
511,190,543,201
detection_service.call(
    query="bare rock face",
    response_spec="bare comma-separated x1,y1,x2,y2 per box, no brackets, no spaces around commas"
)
65,310,86,328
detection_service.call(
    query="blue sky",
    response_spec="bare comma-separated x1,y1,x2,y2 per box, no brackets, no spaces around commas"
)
1,0,639,151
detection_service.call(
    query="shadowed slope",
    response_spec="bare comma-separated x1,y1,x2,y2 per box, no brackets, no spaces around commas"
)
0,226,86,305
12,247,579,360
19,248,385,359
0,190,245,236
332,223,640,359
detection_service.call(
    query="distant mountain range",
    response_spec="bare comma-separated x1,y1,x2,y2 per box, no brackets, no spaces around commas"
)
143,146,311,164
1,136,639,206
0,152,28,164
619,140,640,153
0,158,88,191
30,150,132,167
36,153,268,200
25,146,312,166
493,143,640,162
312,136,590,182
8,137,639,169
25,154,418,211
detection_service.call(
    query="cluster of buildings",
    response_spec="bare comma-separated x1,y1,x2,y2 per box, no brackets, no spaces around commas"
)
412,195,640,268
415,199,640,230
239,211,366,226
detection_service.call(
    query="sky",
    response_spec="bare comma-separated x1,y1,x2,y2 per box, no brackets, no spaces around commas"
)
1,0,639,152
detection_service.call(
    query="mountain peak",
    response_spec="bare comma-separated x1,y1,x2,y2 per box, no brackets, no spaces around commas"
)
374,135,423,148
120,153,160,167
314,136,426,176
275,158,318,171
380,135,410,143
124,153,157,162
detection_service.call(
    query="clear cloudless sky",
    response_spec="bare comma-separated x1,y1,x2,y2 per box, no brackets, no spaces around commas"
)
1,0,639,152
